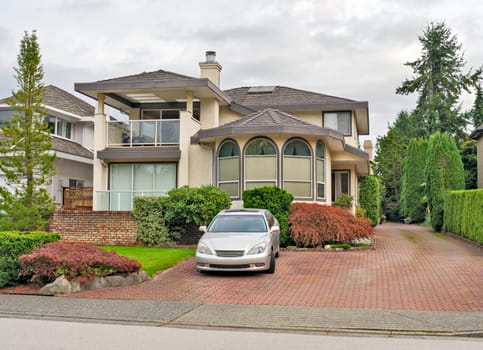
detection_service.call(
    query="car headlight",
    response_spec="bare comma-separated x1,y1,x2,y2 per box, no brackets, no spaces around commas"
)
247,242,267,255
197,242,213,255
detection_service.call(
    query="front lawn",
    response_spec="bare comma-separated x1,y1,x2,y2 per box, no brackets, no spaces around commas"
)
99,246,195,277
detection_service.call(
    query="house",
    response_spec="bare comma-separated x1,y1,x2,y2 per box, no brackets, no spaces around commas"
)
470,124,483,188
74,51,372,211
0,85,94,206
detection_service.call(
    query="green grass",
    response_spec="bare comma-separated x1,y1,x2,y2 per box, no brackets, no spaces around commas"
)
100,246,195,277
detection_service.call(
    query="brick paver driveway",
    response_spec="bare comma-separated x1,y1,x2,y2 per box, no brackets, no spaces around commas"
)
72,223,482,312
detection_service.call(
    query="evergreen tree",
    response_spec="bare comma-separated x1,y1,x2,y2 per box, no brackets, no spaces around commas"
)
469,81,483,128
425,132,465,231
0,31,55,231
400,138,428,223
460,139,478,189
396,21,480,143
373,127,407,221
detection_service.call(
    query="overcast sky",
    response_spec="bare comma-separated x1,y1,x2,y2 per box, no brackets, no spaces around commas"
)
1,0,482,144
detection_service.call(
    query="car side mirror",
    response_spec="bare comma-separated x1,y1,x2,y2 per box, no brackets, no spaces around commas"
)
270,225,280,233
199,225,207,233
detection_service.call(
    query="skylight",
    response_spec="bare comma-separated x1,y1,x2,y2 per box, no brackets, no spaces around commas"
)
247,86,276,94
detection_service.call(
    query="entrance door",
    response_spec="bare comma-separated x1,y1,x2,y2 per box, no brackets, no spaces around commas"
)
331,170,350,202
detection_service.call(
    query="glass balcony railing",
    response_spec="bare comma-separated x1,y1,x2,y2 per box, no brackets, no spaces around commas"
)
96,190,168,211
107,119,180,147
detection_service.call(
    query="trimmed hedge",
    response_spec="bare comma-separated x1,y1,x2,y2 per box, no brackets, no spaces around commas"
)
0,231,60,287
359,176,381,226
19,242,141,285
132,197,178,246
443,189,483,244
289,203,374,247
242,186,293,247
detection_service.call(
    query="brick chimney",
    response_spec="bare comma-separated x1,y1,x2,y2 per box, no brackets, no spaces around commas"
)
199,51,222,87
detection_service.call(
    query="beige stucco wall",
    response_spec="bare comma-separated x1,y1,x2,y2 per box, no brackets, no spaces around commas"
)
50,159,93,204
92,97,108,210
178,111,201,187
200,98,220,129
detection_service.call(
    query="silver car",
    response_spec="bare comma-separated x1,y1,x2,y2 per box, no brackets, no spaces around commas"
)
196,209,280,273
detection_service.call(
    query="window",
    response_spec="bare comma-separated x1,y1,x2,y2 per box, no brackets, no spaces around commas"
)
141,109,180,120
244,138,277,190
282,139,312,198
109,163,176,210
45,115,73,139
323,111,351,136
332,170,350,202
69,179,84,188
217,140,240,198
0,110,13,125
316,141,326,200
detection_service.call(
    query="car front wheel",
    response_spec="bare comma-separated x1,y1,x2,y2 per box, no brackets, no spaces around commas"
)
266,253,276,274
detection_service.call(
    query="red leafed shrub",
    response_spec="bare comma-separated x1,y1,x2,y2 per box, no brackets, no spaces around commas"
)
289,203,374,247
18,242,141,285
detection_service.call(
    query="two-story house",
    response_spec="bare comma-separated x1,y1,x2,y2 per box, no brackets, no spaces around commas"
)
0,85,94,205
74,51,372,211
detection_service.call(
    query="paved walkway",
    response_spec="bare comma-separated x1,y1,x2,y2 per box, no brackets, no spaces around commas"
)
69,223,483,312
1,223,482,336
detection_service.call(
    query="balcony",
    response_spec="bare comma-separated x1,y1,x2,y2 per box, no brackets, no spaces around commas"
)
96,190,168,211
107,119,180,147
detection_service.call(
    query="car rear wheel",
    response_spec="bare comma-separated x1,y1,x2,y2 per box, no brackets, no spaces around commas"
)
266,253,276,274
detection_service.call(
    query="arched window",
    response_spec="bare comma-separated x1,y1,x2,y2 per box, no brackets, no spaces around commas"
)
244,138,277,190
316,141,326,200
283,139,312,198
217,140,240,198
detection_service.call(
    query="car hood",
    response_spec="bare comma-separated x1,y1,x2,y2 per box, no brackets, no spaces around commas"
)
200,232,268,251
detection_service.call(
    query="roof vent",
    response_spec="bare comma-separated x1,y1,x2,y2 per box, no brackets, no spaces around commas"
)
247,86,276,94
205,51,216,63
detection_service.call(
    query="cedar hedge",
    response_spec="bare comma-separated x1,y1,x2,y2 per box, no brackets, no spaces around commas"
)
289,203,374,247
0,231,60,287
359,176,381,226
443,189,483,244
19,242,141,285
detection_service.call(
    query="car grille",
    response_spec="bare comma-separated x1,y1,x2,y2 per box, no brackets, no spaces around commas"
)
215,250,245,257
209,264,250,269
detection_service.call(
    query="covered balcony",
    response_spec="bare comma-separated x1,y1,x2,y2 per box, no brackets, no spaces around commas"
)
107,119,180,147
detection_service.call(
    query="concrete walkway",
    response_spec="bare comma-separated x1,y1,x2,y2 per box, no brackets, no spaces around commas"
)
0,295,482,336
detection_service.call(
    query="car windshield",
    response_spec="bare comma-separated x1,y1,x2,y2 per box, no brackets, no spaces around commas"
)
208,215,267,233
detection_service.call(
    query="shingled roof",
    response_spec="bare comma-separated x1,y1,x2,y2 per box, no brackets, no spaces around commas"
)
0,85,95,117
197,108,343,141
470,124,483,140
51,136,93,159
95,69,199,84
224,86,367,111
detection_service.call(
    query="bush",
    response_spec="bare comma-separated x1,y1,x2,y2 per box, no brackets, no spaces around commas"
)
132,197,178,246
332,194,353,210
443,189,483,244
289,203,374,247
242,186,293,246
426,132,465,231
359,176,381,226
0,231,60,287
162,185,231,240
19,242,141,285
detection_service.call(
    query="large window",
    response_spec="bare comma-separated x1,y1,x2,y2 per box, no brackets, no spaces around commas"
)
244,138,277,190
217,140,240,198
316,141,326,200
109,163,176,210
46,115,73,139
0,110,13,125
323,111,351,136
282,139,312,198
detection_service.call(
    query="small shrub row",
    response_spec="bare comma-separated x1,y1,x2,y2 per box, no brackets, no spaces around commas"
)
289,203,374,247
0,231,60,287
19,242,141,285
359,176,381,226
443,189,483,244
243,186,293,247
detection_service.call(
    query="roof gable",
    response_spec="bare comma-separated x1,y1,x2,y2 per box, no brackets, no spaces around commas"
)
95,69,199,84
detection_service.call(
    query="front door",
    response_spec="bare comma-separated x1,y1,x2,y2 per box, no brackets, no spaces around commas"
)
331,170,350,202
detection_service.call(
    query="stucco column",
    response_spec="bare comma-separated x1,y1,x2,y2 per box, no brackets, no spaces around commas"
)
92,94,108,210
186,90,193,115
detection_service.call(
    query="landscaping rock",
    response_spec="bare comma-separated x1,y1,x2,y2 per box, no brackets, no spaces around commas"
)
38,271,149,295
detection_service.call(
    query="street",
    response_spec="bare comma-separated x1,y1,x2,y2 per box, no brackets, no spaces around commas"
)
1,318,481,350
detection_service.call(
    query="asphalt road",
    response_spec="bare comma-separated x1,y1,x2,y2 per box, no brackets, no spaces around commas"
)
1,318,482,350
